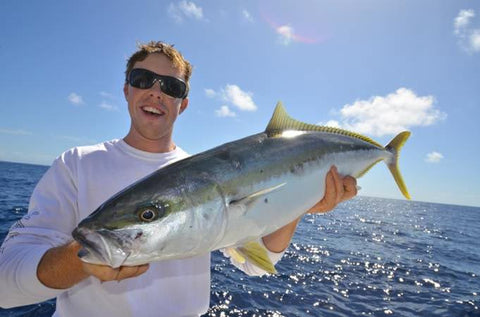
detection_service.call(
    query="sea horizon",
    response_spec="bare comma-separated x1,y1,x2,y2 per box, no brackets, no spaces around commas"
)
1,160,478,209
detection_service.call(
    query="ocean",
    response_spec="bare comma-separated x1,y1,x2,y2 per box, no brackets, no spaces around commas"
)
0,160,478,317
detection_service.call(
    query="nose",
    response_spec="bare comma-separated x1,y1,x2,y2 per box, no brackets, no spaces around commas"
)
148,80,164,99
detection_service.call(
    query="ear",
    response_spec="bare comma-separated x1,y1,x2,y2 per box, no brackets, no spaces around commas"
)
179,98,189,114
123,83,129,100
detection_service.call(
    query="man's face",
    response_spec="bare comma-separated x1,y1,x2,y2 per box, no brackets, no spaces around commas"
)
123,53,188,145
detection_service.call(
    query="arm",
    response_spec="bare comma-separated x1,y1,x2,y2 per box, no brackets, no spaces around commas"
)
262,166,357,253
30,154,148,289
0,156,148,308
0,157,77,308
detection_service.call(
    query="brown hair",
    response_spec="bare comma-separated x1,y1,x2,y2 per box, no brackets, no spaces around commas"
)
125,41,193,85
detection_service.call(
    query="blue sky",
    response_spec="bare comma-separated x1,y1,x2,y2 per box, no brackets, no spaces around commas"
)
0,1,479,207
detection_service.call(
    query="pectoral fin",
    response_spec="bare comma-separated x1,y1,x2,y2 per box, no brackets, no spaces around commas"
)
229,183,286,210
237,241,277,274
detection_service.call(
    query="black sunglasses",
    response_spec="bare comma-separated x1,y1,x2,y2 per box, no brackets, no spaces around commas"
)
127,68,188,99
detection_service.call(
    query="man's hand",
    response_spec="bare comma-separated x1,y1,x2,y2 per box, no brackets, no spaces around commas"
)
37,241,149,289
75,240,149,283
307,166,357,214
262,165,357,253
81,260,149,283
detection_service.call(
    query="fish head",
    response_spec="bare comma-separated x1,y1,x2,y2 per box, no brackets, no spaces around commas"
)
73,178,227,268
73,191,191,268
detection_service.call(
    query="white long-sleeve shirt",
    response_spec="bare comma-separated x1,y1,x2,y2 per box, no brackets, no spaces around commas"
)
0,139,284,317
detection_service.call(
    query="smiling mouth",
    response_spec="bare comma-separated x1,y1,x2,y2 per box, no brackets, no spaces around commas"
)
142,106,165,116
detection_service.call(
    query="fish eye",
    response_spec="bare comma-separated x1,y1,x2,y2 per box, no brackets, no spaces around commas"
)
136,202,170,222
138,207,158,222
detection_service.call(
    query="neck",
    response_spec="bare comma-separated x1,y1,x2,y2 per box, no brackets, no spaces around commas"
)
123,131,176,153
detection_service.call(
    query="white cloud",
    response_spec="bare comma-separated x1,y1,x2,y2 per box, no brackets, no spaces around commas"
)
224,84,257,111
330,88,446,137
242,9,253,23
204,88,216,98
68,93,84,105
454,9,480,53
206,84,257,115
179,1,203,19
0,128,31,135
215,105,236,117
99,101,118,111
168,1,204,23
321,120,342,129
277,24,295,46
100,91,116,99
425,151,444,163
470,29,480,51
454,9,474,34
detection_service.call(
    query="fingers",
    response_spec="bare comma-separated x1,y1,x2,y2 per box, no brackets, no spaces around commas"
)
330,166,358,203
320,167,339,211
307,167,336,213
307,165,358,214
82,262,149,282
115,264,150,281
330,166,344,204
342,176,357,201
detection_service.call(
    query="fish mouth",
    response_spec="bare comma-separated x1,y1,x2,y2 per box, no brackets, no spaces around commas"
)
72,227,142,268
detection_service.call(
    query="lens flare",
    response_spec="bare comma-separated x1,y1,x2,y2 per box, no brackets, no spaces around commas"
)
259,1,330,45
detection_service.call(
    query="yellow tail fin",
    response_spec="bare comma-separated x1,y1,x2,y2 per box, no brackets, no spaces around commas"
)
385,131,411,200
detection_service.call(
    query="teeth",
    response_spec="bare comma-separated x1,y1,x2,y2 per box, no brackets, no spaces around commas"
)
143,106,163,115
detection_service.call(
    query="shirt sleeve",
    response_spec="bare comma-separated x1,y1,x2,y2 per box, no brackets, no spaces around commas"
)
221,238,286,277
0,154,79,308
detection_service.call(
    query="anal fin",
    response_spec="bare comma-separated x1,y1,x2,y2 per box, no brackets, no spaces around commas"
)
237,241,277,274
225,247,246,264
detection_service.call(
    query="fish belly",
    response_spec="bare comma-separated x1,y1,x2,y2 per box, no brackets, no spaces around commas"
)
216,149,387,249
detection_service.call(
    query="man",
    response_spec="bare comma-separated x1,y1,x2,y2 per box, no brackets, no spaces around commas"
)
0,41,357,316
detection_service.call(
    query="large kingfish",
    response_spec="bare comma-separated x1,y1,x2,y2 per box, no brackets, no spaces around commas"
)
73,102,410,273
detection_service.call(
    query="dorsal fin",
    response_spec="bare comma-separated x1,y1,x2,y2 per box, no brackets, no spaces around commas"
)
265,101,383,148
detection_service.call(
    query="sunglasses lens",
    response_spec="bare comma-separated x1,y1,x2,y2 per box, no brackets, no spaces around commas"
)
129,68,187,98
161,77,187,99
129,69,155,89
